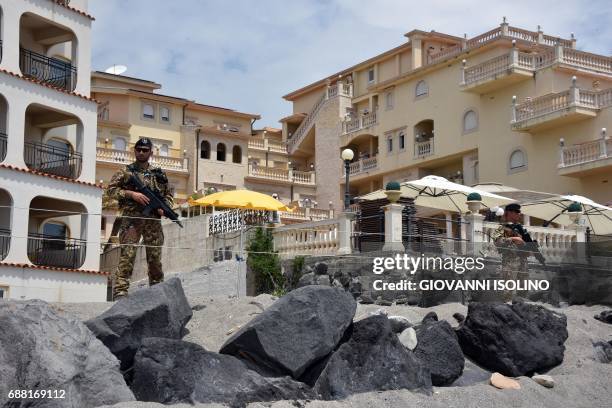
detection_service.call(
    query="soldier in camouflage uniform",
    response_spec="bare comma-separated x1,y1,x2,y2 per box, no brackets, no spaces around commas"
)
491,203,528,302
106,138,173,299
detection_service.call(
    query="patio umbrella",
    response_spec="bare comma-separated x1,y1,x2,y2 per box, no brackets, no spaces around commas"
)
193,190,292,211
520,195,612,235
359,175,513,213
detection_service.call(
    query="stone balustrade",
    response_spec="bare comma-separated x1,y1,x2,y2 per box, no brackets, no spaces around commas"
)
559,135,612,168
273,219,340,258
344,156,378,176
96,147,189,172
414,139,434,158
247,163,315,185
278,207,333,222
341,111,378,135
248,138,287,153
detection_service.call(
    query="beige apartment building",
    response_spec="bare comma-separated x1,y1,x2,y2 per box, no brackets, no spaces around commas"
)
281,19,612,210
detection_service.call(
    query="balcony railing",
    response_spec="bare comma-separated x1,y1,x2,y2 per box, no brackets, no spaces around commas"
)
24,141,82,179
559,138,612,168
0,132,7,162
341,111,378,135
247,164,315,185
344,156,378,176
0,228,10,261
279,207,333,222
414,139,434,158
512,86,612,128
248,138,287,153
20,48,77,92
96,146,189,172
27,233,86,269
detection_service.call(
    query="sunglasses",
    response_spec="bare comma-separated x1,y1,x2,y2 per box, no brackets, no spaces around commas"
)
135,148,151,153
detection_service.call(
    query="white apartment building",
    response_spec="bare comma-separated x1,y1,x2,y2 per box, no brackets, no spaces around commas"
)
0,0,105,302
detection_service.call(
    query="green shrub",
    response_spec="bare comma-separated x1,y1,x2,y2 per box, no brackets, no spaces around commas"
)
246,227,284,295
289,256,306,289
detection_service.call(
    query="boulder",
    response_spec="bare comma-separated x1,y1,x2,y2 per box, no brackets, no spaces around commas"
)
594,310,612,324
452,312,465,323
85,277,192,370
593,340,612,363
314,262,329,275
314,314,432,400
414,319,464,386
314,274,332,286
0,300,135,408
296,272,315,288
388,315,412,333
220,285,356,379
456,302,568,377
132,338,314,406
398,327,418,351
422,311,438,323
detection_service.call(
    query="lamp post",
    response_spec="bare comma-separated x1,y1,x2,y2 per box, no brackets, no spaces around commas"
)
341,148,354,210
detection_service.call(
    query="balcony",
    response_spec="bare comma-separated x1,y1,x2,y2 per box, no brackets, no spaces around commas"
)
96,146,189,173
461,49,542,93
27,233,86,269
414,139,435,159
279,207,334,223
0,132,6,162
558,135,612,177
24,141,82,179
247,164,315,186
248,138,287,154
511,83,612,132
342,111,378,136
343,156,378,177
0,228,10,261
20,48,77,92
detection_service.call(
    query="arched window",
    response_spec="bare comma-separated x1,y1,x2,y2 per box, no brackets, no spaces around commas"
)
463,110,478,133
509,149,526,170
217,143,226,161
415,80,429,97
113,137,126,151
200,140,210,159
232,145,242,164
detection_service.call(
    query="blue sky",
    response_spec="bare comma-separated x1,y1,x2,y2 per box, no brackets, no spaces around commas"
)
90,0,612,127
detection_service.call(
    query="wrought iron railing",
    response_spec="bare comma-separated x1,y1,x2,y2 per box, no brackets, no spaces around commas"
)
24,141,82,179
27,233,86,269
0,227,10,260
19,47,77,92
0,132,7,162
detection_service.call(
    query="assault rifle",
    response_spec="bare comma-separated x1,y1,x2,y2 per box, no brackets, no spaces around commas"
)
504,223,545,265
129,173,183,228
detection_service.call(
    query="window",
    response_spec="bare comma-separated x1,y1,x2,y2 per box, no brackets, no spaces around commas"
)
385,91,394,110
142,103,154,119
160,106,170,122
46,138,71,154
160,144,169,156
387,136,393,153
415,80,429,97
42,222,67,250
368,68,375,83
217,143,226,161
200,140,210,159
399,132,405,150
0,286,7,299
463,110,478,133
509,149,527,170
113,137,126,151
232,145,242,164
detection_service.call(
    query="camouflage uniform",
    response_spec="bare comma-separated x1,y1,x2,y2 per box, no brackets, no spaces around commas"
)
492,224,529,302
107,162,173,298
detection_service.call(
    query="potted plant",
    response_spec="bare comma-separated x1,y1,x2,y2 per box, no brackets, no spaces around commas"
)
566,201,583,224
384,181,402,203
466,192,483,213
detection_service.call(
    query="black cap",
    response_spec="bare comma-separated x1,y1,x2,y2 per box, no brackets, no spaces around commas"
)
135,138,153,149
505,203,521,213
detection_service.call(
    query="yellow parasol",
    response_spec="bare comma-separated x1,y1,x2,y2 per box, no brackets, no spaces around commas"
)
192,190,293,211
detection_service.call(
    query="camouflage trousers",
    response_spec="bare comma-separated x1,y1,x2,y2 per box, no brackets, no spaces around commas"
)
113,216,164,298
500,256,529,302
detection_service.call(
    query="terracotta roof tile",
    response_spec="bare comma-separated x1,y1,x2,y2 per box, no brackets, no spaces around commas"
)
51,0,95,20
0,69,98,103
0,261,108,276
0,164,103,189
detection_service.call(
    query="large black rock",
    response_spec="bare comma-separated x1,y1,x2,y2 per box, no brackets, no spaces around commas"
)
456,302,568,377
414,319,464,386
132,338,314,407
85,277,192,370
0,300,135,408
314,314,432,400
220,285,356,379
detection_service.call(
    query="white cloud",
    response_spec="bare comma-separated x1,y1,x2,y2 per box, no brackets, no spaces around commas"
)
90,0,612,127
